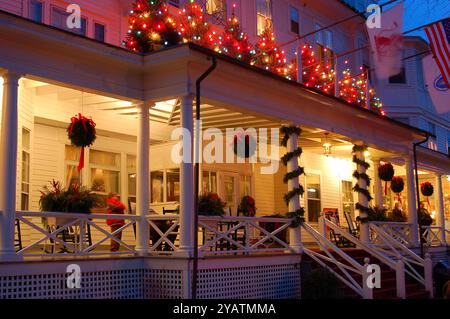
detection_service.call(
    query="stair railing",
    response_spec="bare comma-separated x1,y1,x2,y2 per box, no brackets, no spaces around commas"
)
301,222,373,299
319,216,407,299
369,222,433,298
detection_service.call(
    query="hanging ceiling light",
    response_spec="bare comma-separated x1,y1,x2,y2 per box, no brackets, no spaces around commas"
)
323,133,332,157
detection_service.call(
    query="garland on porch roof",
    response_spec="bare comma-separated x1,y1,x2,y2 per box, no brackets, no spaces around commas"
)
280,126,305,228
352,144,372,224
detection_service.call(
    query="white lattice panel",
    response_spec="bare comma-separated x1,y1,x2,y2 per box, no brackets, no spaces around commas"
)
143,269,184,299
197,263,301,299
0,269,144,299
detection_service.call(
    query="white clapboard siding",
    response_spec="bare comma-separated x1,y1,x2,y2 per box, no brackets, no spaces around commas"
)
0,0,22,16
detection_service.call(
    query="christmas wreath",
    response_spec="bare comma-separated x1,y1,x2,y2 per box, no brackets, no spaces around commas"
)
378,162,394,195
390,176,404,203
233,133,256,158
67,113,97,172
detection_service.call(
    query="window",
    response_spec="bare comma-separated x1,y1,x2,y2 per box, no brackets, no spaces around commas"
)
240,175,252,198
306,174,321,222
256,0,272,35
315,24,334,67
151,171,164,203
94,23,105,42
127,155,136,204
166,169,180,202
427,122,437,136
51,6,87,36
389,67,407,84
21,129,31,211
202,171,217,194
65,145,81,186
205,0,227,24
289,6,299,34
90,150,121,206
29,0,43,23
447,131,450,155
341,181,354,220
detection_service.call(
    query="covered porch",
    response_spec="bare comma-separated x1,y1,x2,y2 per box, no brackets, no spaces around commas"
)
0,12,448,298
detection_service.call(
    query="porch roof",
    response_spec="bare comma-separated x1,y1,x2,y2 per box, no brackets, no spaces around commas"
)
0,9,430,156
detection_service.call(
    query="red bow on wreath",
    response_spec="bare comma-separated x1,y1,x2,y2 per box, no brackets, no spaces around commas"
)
67,113,97,172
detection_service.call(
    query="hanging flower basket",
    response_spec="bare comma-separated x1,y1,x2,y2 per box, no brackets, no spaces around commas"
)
233,133,256,158
239,196,256,217
421,182,434,206
390,176,404,203
67,113,96,172
378,163,394,195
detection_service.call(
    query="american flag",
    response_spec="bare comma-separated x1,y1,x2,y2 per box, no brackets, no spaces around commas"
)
425,18,450,87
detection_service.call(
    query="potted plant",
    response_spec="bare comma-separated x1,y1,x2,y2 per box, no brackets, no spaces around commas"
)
40,180,99,226
197,193,226,217
239,196,256,217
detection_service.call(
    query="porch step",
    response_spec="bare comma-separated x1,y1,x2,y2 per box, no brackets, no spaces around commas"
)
302,249,430,300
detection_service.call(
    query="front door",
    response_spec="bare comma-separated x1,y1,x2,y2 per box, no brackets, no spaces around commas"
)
219,172,239,216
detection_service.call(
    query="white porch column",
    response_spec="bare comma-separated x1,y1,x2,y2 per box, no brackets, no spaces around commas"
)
373,160,383,208
355,146,369,244
405,155,420,246
135,103,150,256
287,127,302,253
435,174,446,245
0,71,21,261
177,95,195,257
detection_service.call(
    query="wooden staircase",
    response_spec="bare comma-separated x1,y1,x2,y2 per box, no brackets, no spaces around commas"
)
302,248,430,299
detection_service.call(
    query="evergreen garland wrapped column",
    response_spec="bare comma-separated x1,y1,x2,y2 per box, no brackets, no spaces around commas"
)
352,144,372,224
281,126,305,228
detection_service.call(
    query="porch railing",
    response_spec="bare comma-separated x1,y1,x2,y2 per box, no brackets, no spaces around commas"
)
317,217,408,298
198,215,294,256
421,226,447,248
368,222,433,297
369,222,413,247
301,221,374,299
16,211,139,257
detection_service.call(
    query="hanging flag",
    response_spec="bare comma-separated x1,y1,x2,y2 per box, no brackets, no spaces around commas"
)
423,54,450,114
425,18,450,87
367,2,404,80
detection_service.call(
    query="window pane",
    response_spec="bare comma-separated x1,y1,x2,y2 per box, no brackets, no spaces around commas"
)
94,23,105,42
51,7,87,36
66,164,80,186
127,155,137,197
151,171,164,203
342,181,355,219
30,0,43,23
256,0,272,34
22,151,30,184
65,145,81,161
290,6,299,34
306,174,321,222
166,169,180,202
21,193,29,211
240,175,251,198
22,128,30,150
388,67,406,83
91,168,120,194
90,150,120,167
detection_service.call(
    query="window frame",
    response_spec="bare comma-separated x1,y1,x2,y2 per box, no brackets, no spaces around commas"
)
93,21,106,42
289,5,300,35
304,173,322,223
256,0,273,35
21,128,31,211
29,0,44,23
89,149,121,197
50,5,88,37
